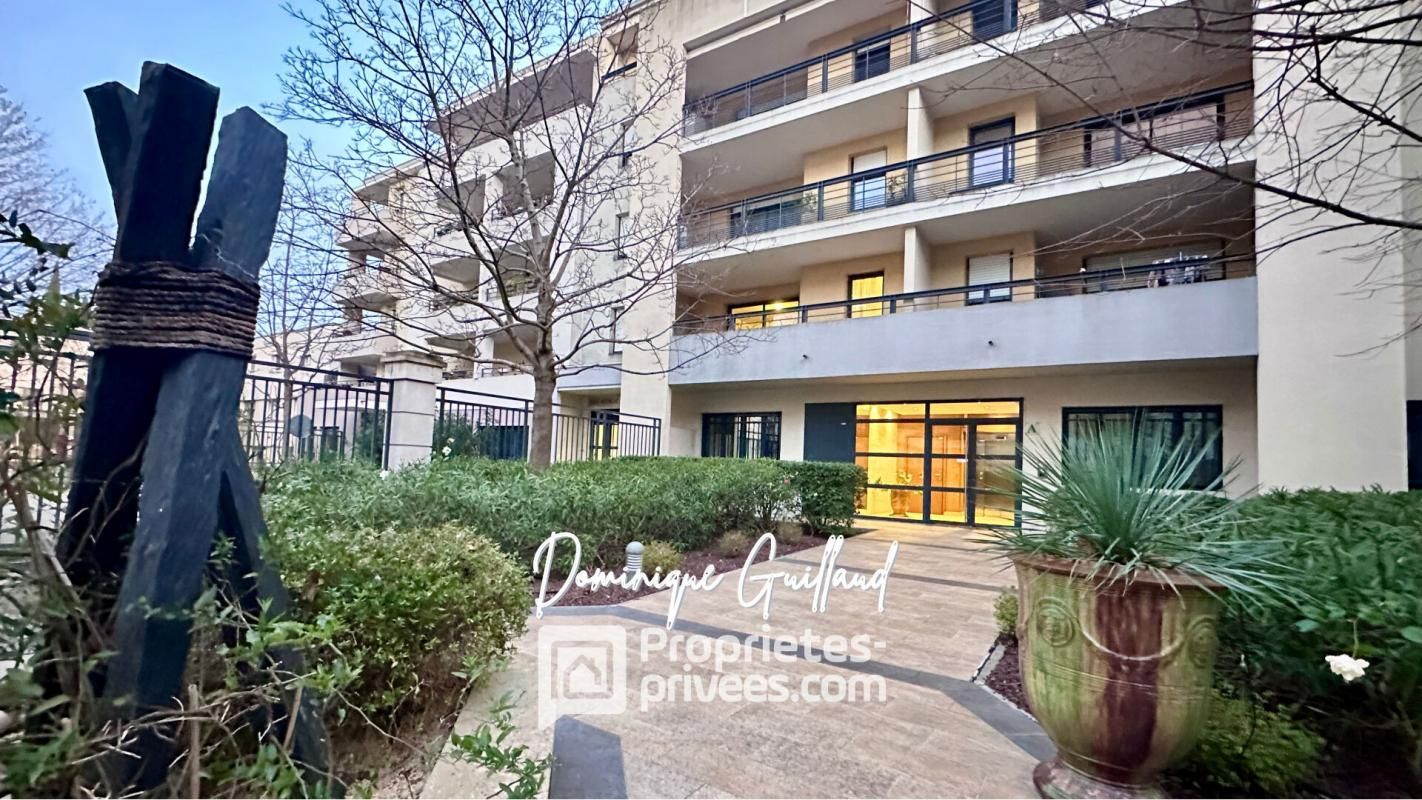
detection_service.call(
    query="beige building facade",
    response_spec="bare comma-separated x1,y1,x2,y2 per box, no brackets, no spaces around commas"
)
335,0,1420,522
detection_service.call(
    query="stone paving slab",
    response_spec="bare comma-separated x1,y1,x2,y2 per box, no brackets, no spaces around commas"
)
423,523,1045,799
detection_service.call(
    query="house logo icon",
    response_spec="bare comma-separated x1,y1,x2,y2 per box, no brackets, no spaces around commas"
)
537,625,627,728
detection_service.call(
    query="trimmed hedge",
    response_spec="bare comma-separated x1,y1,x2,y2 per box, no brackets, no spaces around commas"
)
264,456,867,568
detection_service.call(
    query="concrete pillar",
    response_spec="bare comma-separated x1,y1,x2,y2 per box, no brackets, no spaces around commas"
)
379,350,444,467
903,225,931,296
906,88,934,161
1253,24,1409,490
908,0,937,23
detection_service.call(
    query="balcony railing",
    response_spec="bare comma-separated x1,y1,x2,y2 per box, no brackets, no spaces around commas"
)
681,0,1116,135
679,83,1252,249
674,255,1254,334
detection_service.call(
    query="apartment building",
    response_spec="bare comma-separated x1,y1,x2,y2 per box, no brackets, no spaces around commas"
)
329,0,1420,523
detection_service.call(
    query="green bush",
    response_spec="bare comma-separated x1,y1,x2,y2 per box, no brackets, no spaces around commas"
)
641,541,682,576
781,461,867,534
265,456,864,567
1170,691,1323,797
994,589,1019,637
267,523,530,720
716,530,752,558
1217,489,1422,781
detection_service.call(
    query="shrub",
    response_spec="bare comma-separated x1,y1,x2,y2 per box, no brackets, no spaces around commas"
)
1169,691,1323,797
267,523,530,720
265,456,864,568
781,461,866,534
775,520,805,544
1216,489,1422,780
716,530,752,557
640,540,681,576
994,589,1019,637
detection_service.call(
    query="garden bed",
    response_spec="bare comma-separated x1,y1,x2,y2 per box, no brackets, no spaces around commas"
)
981,633,1026,711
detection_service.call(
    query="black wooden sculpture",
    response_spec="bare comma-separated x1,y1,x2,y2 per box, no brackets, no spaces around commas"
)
54,62,334,793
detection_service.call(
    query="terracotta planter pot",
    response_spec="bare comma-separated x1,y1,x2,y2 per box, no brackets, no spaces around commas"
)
1011,554,1223,798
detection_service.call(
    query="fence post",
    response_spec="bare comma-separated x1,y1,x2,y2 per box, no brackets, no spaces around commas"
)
380,350,443,467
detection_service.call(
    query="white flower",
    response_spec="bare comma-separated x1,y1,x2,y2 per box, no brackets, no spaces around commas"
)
1325,653,1370,682
379,470,391,479
441,445,452,457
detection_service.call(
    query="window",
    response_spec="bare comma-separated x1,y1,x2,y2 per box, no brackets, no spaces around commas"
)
608,306,623,354
848,272,885,318
972,0,1018,38
1063,406,1224,490
702,413,782,459
853,39,891,82
850,149,889,211
618,122,633,169
728,299,800,329
967,253,1013,304
614,213,629,259
1084,96,1226,167
969,120,1015,187
731,197,805,236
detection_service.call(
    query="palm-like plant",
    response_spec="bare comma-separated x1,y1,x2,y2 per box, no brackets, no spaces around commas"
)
985,425,1291,601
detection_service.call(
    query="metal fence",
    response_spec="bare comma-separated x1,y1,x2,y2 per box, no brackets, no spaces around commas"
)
0,347,395,480
683,0,1034,135
0,346,89,533
436,385,662,462
680,83,1253,248
239,361,393,468
675,255,1256,334
680,0,1121,135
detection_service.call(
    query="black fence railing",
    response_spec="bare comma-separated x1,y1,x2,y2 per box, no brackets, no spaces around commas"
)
675,254,1255,334
0,346,89,532
682,0,1110,135
680,83,1253,248
436,386,661,462
0,346,396,478
239,361,393,468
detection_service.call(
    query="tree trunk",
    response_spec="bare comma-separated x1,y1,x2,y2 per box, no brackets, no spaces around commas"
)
528,367,556,472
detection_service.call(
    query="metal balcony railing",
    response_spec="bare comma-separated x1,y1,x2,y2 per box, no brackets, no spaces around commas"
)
679,83,1253,249
681,0,1108,135
674,254,1255,334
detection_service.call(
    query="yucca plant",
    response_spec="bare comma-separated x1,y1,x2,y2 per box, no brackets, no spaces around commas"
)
993,425,1298,796
984,424,1292,601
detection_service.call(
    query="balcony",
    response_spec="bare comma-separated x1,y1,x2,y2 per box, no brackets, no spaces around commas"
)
670,256,1258,385
679,83,1252,249
678,255,1253,333
683,0,1102,136
337,260,398,305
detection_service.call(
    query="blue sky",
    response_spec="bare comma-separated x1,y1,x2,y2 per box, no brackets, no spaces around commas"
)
4,0,343,221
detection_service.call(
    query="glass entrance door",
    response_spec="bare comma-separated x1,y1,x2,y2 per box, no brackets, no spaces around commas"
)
854,401,1021,526
972,423,1019,526
927,423,968,523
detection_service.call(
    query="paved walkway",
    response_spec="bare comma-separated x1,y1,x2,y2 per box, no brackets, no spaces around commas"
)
423,523,1048,798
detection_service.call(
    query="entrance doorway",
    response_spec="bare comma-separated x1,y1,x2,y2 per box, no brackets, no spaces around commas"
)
854,400,1021,526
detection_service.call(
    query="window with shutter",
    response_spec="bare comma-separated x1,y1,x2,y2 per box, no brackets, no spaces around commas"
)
967,254,1013,304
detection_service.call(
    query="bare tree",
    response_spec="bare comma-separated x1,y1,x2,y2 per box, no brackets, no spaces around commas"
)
277,0,729,470
258,154,348,373
0,86,109,292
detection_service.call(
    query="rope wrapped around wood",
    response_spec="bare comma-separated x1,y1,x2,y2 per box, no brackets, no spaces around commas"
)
91,261,260,358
